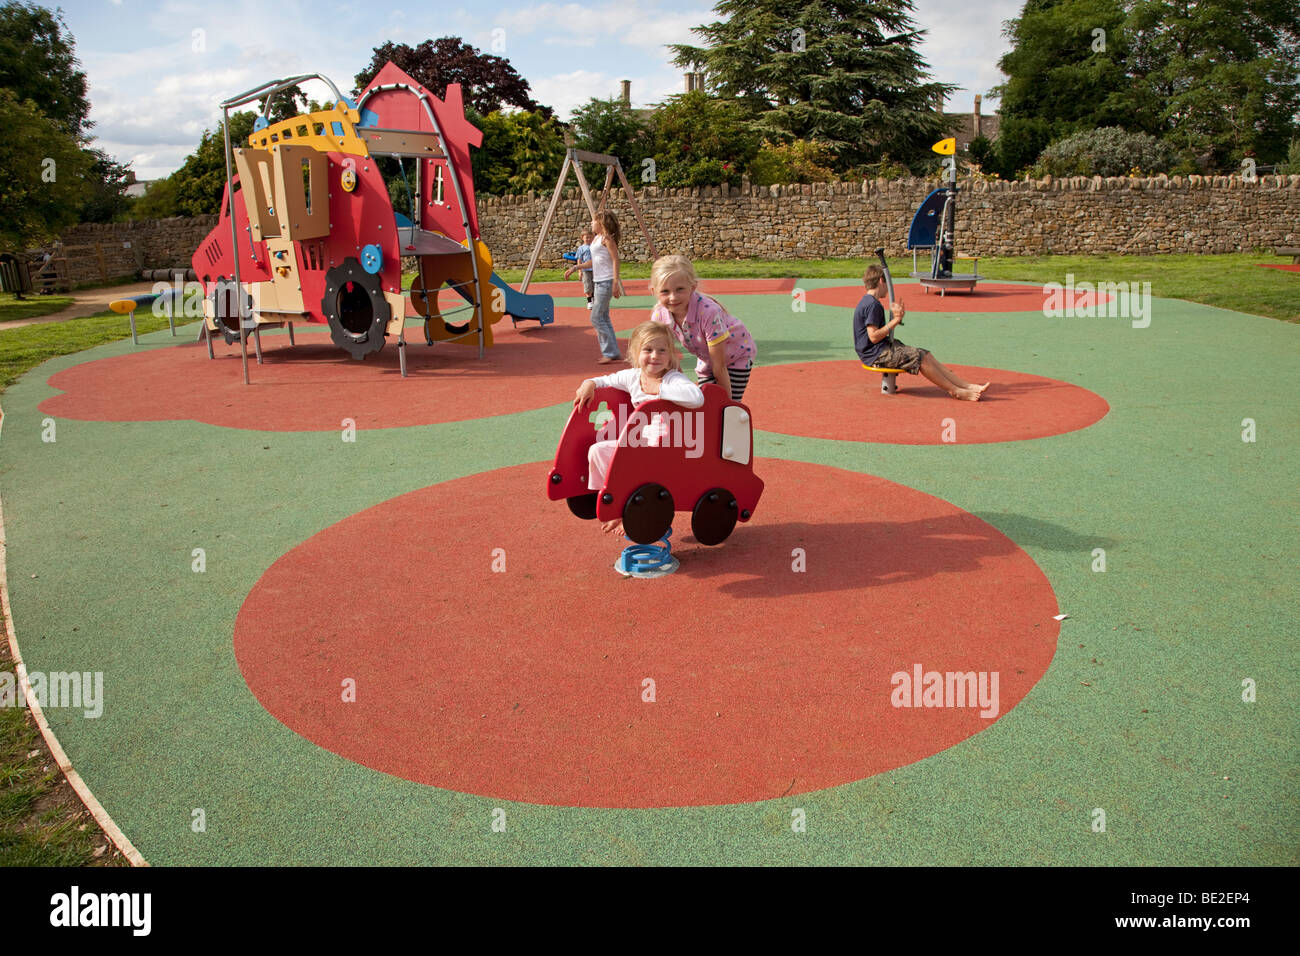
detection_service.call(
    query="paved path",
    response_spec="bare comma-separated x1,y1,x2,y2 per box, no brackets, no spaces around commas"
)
0,282,158,331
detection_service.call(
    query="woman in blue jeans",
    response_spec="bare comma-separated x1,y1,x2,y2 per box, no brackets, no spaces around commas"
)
579,211,624,363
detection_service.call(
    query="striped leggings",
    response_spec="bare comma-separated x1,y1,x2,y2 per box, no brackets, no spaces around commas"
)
698,365,751,402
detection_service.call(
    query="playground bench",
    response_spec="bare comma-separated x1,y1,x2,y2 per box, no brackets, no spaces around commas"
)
1275,246,1300,264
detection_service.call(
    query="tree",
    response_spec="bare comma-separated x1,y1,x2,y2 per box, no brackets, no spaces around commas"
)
77,149,135,222
1,3,139,231
990,0,1131,175
131,176,180,221
1121,0,1300,171
474,110,565,194
263,83,309,123
0,88,90,251
670,0,954,172
749,139,836,185
0,1,90,139
156,112,258,217
355,38,552,118
569,98,654,172
991,0,1300,175
649,91,761,187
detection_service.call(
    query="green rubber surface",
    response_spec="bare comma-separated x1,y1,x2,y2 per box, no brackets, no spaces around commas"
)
0,279,1295,865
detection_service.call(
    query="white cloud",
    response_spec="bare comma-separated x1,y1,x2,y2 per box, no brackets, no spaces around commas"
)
76,0,1019,178
911,0,1021,106
491,1,712,54
531,67,690,122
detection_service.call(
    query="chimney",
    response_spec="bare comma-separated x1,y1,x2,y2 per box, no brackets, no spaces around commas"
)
621,80,631,108
974,94,982,139
685,73,694,93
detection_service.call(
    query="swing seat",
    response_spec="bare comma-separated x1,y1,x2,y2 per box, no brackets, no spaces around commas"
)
863,363,906,395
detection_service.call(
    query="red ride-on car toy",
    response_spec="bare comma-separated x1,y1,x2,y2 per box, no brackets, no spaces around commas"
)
547,384,764,546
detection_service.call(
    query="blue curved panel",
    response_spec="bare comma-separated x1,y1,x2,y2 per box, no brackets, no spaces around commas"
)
907,189,947,249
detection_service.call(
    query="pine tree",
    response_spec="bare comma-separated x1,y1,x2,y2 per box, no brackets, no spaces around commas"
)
670,0,954,172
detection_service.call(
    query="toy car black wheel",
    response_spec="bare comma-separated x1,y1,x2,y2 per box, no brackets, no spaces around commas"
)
691,488,738,546
566,493,598,520
322,259,390,360
622,483,674,545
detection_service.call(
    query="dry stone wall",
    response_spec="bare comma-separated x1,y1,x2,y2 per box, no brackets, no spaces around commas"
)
44,176,1300,285
37,216,217,287
477,175,1300,268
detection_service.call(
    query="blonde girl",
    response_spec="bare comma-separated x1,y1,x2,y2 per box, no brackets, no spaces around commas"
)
649,255,756,400
573,321,705,532
574,210,625,363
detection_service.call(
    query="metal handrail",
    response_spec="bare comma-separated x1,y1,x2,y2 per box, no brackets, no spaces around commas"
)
221,73,347,112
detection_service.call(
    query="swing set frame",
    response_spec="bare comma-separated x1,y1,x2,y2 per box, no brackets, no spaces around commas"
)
520,148,657,292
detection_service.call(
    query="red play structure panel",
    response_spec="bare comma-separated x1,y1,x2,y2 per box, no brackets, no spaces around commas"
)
750,362,1108,444
804,282,1113,313
234,458,1060,808
40,318,644,432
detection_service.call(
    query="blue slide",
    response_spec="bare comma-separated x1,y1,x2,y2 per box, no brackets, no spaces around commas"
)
489,271,554,327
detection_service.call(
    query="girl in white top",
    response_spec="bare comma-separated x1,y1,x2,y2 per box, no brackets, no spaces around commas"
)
574,321,705,533
575,211,625,362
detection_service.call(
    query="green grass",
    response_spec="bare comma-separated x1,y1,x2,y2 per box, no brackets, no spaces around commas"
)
0,309,186,392
0,294,74,324
0,653,120,865
975,252,1299,323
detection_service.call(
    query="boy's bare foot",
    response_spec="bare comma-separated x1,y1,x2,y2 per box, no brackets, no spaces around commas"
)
955,388,982,402
600,519,624,535
596,356,619,364
974,382,991,393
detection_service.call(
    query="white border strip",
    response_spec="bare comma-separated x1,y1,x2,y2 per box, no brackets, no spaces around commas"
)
0,406,148,867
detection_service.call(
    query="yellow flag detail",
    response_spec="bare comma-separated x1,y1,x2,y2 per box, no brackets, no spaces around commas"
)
932,138,956,155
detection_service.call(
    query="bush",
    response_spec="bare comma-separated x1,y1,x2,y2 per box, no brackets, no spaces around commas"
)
852,155,913,181
968,135,994,170
649,92,759,188
988,116,1058,178
475,110,565,195
657,157,730,188
570,98,652,172
749,140,835,186
1277,139,1300,175
1035,127,1176,178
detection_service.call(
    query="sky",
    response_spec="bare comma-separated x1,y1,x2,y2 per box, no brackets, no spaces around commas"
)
56,0,1024,180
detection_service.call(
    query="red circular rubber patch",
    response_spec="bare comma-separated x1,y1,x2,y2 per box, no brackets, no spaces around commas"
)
750,361,1108,444
234,459,1060,807
41,313,643,432
804,282,1112,313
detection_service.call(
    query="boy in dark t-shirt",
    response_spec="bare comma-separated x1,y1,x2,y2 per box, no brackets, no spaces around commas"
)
853,265,989,401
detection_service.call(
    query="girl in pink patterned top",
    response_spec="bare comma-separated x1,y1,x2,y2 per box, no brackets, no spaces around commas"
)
649,255,756,401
